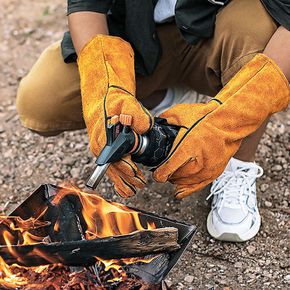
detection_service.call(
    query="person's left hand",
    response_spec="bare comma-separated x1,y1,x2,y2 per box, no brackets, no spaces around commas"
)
153,54,290,199
152,102,234,199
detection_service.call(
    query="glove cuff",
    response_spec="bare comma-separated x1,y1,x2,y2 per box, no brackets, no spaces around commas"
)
78,34,136,97
217,53,289,112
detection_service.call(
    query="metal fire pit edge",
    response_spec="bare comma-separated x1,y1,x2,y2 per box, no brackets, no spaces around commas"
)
3,184,197,284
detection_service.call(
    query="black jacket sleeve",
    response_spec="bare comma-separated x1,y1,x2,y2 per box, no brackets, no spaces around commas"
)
261,0,290,31
67,0,113,15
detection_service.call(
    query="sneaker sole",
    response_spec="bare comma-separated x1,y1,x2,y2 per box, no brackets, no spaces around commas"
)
206,211,261,242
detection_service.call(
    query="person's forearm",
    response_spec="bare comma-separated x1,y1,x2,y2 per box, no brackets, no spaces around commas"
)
264,26,290,81
68,12,108,55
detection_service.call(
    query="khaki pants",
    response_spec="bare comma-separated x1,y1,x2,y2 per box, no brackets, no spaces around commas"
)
16,0,277,133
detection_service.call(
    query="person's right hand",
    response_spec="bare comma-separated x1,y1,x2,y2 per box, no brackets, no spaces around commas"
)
78,35,154,197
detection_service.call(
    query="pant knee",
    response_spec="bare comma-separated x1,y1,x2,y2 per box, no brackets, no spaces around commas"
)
17,76,50,131
16,42,84,133
16,75,71,134
215,0,278,84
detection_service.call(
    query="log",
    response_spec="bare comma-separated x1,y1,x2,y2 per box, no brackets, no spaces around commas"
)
0,227,180,267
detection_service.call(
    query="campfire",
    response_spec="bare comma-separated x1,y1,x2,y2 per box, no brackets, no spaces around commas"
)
0,185,196,289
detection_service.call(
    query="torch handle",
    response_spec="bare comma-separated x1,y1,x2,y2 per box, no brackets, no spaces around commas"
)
86,118,179,190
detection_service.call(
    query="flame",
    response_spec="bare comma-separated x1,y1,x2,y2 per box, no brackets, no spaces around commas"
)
52,185,156,239
0,185,158,288
0,257,28,288
94,255,160,284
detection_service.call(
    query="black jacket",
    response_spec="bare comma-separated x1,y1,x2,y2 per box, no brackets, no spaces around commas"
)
62,0,290,75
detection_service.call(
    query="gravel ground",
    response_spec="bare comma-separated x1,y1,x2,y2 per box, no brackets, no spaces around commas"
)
0,1,289,289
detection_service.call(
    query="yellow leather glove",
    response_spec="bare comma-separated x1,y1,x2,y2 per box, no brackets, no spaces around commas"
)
78,35,154,197
153,54,289,199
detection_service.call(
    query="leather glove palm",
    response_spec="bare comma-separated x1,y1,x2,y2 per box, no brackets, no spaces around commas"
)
153,54,289,198
78,35,153,197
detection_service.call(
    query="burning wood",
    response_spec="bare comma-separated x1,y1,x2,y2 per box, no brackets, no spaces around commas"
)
0,186,186,289
0,227,179,267
0,258,163,289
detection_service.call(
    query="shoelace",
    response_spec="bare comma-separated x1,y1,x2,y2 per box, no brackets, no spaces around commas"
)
206,164,264,214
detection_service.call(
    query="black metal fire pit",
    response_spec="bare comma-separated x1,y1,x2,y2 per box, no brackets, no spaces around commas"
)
0,184,196,288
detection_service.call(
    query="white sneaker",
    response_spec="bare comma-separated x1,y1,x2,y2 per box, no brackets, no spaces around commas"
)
206,158,264,242
150,87,209,116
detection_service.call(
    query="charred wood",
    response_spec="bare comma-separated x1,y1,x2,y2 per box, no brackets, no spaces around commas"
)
0,227,180,267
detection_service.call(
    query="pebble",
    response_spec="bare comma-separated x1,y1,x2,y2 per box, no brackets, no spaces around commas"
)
277,124,285,134
246,245,256,255
234,262,243,268
25,169,33,177
165,280,173,287
70,168,81,178
184,275,194,283
219,280,228,285
263,271,272,279
62,157,74,165
264,201,273,208
272,165,283,171
260,183,269,192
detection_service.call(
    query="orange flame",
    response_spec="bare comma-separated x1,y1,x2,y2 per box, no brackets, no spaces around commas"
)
52,185,156,239
0,185,157,288
0,257,28,288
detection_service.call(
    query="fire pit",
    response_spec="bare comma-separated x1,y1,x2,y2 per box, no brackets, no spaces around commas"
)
0,184,196,289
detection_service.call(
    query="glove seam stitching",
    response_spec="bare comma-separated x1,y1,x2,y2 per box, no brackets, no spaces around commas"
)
109,85,134,97
155,112,212,170
120,176,136,195
120,158,137,175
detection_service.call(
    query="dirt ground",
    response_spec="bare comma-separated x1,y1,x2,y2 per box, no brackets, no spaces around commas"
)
0,1,289,289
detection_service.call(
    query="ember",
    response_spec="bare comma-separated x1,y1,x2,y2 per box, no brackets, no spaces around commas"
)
0,257,161,289
0,185,196,289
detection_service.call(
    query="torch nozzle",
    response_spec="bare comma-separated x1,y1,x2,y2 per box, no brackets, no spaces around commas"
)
86,164,110,190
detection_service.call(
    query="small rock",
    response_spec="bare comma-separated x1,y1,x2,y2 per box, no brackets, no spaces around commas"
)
277,124,285,134
234,261,243,268
26,169,33,177
260,183,269,192
272,165,282,171
184,275,194,283
219,280,228,285
246,245,256,255
63,157,74,165
263,270,272,279
265,201,272,208
70,168,80,178
165,280,173,287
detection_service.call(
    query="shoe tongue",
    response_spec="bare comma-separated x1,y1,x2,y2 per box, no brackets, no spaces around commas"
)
225,158,258,174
